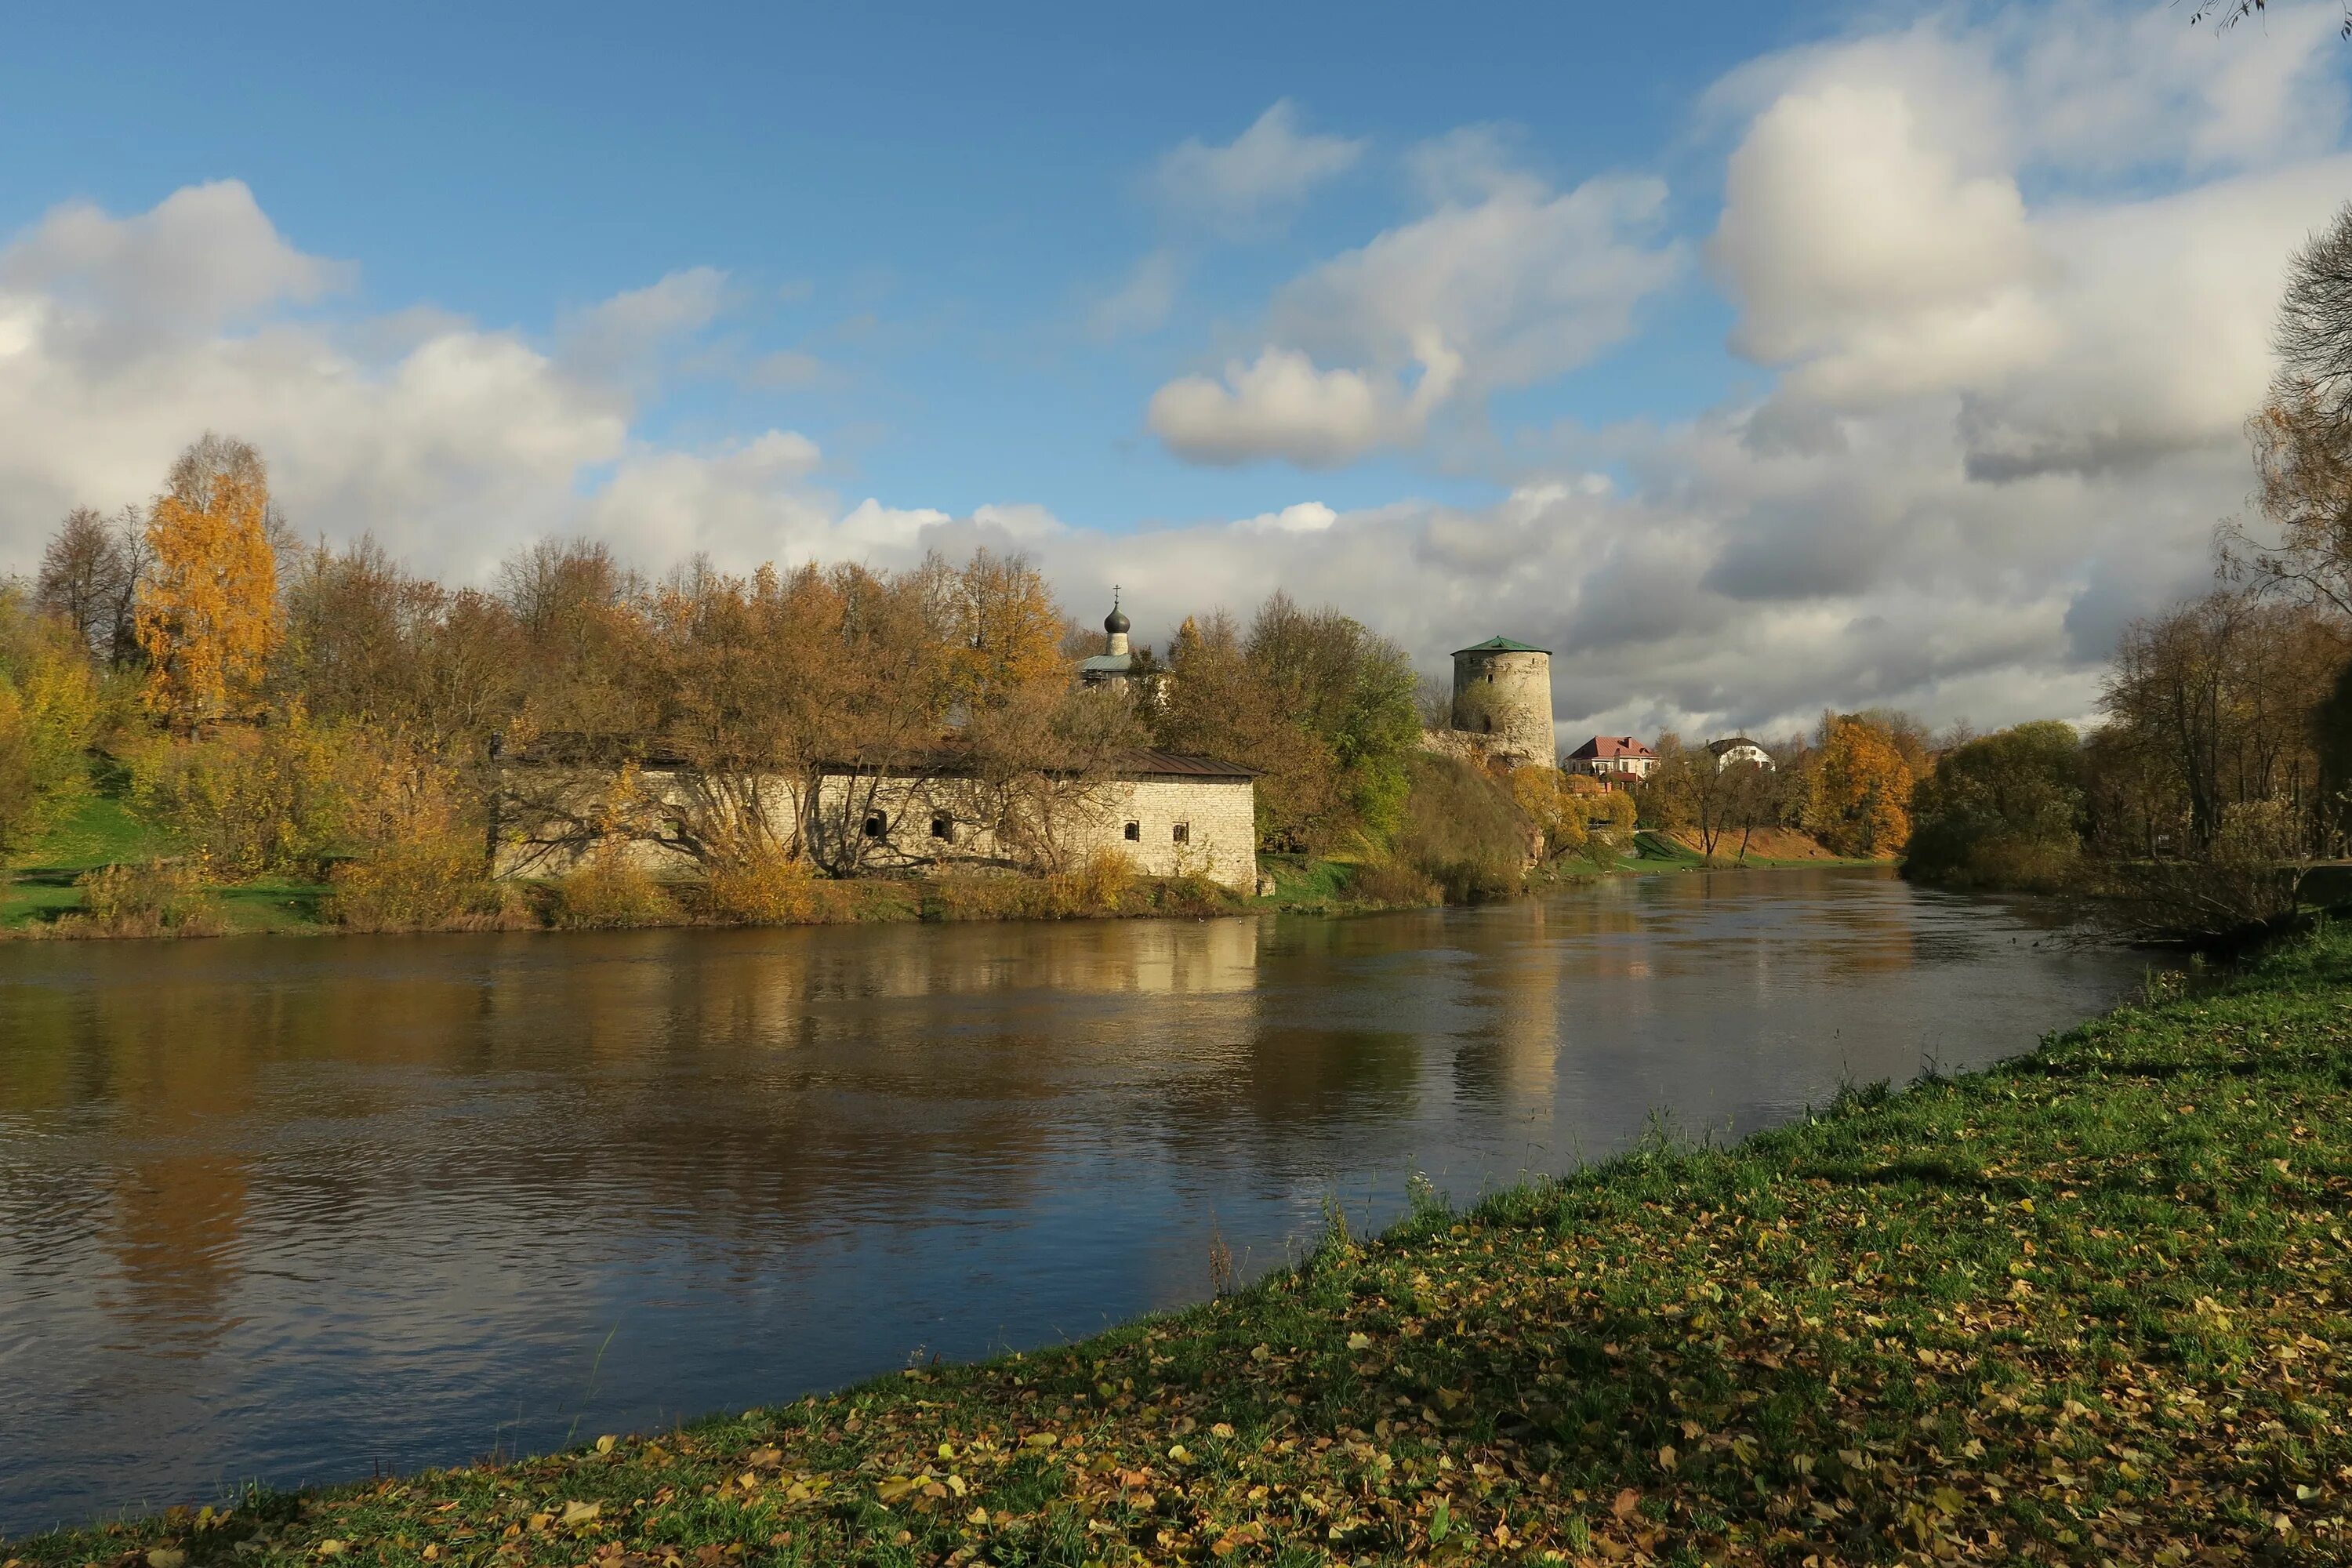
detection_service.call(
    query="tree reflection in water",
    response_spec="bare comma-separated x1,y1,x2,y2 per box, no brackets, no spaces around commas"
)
0,868,2144,1536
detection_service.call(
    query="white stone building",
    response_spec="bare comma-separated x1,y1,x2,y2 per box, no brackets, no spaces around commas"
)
494,747,1260,895
1706,737,1773,771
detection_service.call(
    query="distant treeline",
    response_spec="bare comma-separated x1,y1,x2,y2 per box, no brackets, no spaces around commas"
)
2,432,1595,928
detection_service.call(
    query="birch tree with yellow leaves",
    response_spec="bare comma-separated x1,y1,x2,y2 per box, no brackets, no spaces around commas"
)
135,434,282,730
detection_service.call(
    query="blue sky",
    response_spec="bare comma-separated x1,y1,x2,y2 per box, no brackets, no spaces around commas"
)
2,2,2350,737
0,2,1791,524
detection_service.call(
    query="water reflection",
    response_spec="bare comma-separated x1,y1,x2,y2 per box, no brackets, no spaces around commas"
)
0,869,2146,1534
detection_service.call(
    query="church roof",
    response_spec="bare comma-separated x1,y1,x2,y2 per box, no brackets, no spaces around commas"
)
1079,652,1136,673
1453,634,1550,656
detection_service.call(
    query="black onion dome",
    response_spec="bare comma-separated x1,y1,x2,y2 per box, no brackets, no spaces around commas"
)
1105,599,1131,635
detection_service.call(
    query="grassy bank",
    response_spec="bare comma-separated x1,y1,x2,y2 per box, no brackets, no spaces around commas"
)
14,931,2352,1565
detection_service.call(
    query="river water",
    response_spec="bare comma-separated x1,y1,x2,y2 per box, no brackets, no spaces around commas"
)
0,867,2151,1536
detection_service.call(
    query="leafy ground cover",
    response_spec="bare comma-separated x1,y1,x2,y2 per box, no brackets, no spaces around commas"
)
13,930,2352,1566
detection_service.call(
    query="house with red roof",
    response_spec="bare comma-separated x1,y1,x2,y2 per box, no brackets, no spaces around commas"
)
1566,734,1657,782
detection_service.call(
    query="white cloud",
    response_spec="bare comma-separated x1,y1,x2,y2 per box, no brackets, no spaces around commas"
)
7,2,2350,748
1146,140,1679,466
1153,100,1365,232
0,180,350,331
1089,248,1185,341
1236,501,1338,533
1147,330,1462,467
1709,16,2352,485
1711,81,2054,399
557,266,730,384
1271,169,1676,392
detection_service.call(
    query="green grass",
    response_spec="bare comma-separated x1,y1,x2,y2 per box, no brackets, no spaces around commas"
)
3,783,328,935
0,789,162,928
1254,854,1360,907
1631,829,1707,865
15,928,2352,1564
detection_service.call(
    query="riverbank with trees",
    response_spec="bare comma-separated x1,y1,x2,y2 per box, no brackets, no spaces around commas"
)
1893,205,2352,946
9,916,2347,1566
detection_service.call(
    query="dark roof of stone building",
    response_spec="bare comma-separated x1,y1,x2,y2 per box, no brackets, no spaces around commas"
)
1707,736,1769,756
498,733,1256,780
1452,634,1551,656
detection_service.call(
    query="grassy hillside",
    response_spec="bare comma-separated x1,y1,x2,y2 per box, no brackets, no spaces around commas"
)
13,929,2351,1564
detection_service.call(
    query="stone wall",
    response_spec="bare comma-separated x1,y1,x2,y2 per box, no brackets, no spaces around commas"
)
494,764,1259,894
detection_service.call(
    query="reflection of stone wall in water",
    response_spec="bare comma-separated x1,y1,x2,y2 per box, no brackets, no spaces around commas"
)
495,761,1258,894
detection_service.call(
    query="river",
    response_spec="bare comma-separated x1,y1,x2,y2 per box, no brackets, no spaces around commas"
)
0,866,2153,1536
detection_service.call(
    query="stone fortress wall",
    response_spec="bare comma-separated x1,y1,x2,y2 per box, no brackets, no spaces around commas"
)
495,763,1259,894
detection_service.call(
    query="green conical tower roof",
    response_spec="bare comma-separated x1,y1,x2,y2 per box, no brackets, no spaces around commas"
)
1451,634,1550,656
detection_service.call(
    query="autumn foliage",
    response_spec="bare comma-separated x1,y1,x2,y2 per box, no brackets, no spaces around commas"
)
1809,713,1915,857
135,434,281,729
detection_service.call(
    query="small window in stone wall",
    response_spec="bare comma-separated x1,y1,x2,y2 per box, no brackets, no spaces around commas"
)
1123,821,1140,841
931,815,954,842
1171,822,1190,844
863,812,888,838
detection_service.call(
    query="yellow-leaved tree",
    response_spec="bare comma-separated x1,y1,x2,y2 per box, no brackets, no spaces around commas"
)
1810,713,1915,857
950,548,1068,711
135,434,281,730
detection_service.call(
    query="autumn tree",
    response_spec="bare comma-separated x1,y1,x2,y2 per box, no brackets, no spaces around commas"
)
1153,611,1339,852
949,549,1069,711
1510,765,1587,865
38,506,147,666
1244,593,1421,846
2096,588,2347,858
0,589,101,852
134,434,282,729
1809,713,1915,857
1903,720,2085,891
2221,201,2352,614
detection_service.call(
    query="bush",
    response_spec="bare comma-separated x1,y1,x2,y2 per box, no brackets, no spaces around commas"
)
1345,857,1442,907
1904,721,2083,891
127,712,485,884
70,858,223,937
327,839,515,932
928,850,1147,920
125,712,352,877
703,851,819,924
0,593,101,855
552,847,678,928
1390,753,1530,902
1041,848,1141,916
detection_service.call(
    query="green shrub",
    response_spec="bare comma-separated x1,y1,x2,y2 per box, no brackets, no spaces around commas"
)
1904,720,2083,891
70,858,223,936
1390,753,1531,902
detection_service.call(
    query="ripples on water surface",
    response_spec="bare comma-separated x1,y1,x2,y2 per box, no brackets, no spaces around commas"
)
0,867,2152,1534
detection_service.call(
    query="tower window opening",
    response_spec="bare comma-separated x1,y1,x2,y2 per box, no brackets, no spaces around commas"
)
1123,821,1140,841
930,815,954,842
1171,822,1190,844
863,811,888,839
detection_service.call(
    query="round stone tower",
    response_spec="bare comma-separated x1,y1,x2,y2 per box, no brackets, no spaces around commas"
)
1450,635,1555,764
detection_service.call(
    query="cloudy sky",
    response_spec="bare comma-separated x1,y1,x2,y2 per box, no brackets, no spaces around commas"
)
2,1,2347,742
